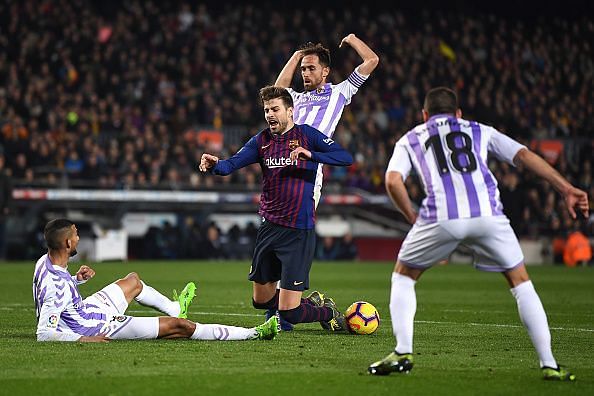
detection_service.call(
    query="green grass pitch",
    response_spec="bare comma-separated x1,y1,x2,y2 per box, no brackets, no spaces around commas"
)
0,260,592,395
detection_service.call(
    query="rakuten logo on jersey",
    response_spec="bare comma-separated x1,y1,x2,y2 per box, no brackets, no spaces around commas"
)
265,157,297,168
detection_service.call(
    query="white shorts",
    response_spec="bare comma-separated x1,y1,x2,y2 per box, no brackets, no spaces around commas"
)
398,216,524,272
84,283,159,340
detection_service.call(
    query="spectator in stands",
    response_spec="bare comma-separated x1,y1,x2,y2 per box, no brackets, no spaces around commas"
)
337,232,358,260
0,0,591,242
316,236,340,261
563,226,592,267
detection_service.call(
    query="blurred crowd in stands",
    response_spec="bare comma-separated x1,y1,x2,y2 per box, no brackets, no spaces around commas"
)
0,0,592,245
125,218,359,261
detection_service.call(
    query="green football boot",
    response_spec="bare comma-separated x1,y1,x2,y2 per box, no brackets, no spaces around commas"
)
173,281,197,319
255,315,279,340
542,366,576,381
368,352,414,375
306,290,325,307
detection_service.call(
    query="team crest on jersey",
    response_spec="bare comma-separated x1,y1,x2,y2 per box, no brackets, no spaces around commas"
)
316,87,324,94
288,139,300,150
111,315,127,323
47,314,58,328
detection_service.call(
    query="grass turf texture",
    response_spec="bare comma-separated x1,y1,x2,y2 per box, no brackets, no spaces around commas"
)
0,261,592,396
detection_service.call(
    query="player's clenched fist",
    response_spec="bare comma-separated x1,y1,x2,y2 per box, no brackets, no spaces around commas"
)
199,153,219,172
75,265,95,281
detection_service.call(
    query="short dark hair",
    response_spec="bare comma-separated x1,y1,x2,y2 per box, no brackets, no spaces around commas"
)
259,86,294,109
424,87,458,116
44,219,74,250
299,42,331,67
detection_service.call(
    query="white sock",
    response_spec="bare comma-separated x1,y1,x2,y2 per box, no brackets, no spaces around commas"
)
190,323,257,341
134,281,181,317
510,281,557,368
390,272,417,354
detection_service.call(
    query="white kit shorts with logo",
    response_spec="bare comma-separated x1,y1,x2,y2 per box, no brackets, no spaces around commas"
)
84,283,159,340
398,215,524,272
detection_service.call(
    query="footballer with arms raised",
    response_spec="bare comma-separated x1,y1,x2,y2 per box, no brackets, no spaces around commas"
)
272,34,379,329
276,34,379,206
199,86,353,331
34,219,278,342
368,87,588,380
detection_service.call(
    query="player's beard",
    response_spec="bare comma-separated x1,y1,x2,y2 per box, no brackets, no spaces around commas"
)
303,76,322,92
69,249,78,257
276,118,288,134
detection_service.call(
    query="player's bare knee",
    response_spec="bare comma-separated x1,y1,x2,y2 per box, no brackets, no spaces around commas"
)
126,272,143,291
503,264,530,287
395,261,423,281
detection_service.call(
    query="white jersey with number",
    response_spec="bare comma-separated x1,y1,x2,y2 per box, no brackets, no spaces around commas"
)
287,67,368,200
386,115,526,224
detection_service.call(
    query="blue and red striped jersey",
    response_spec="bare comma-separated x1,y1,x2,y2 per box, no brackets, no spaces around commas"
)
212,124,352,229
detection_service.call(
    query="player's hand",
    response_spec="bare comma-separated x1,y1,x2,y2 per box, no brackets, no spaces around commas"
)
339,33,356,48
293,49,305,60
563,186,589,219
199,153,219,172
290,147,312,161
79,334,110,343
76,265,95,281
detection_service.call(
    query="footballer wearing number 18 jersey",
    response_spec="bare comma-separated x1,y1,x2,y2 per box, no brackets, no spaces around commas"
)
368,87,588,380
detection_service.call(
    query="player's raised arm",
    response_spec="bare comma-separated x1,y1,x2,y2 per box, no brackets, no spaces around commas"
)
513,148,589,219
275,50,305,88
339,33,379,76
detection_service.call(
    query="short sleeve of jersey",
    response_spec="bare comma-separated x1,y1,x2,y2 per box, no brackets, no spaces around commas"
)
334,67,369,106
386,137,413,179
487,127,527,166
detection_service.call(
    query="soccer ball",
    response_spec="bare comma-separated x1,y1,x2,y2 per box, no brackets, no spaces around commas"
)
345,301,380,335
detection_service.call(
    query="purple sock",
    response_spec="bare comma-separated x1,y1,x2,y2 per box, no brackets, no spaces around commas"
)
279,302,333,324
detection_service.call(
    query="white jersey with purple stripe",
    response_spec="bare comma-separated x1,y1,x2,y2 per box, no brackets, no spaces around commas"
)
287,67,368,193
33,254,111,341
387,115,526,224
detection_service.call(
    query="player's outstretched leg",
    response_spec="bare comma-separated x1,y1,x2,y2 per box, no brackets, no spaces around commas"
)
368,351,414,375
173,282,197,319
189,315,278,341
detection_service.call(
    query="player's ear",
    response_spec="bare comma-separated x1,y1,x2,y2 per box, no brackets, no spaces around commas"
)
456,108,462,118
322,66,329,79
287,106,294,119
422,109,429,122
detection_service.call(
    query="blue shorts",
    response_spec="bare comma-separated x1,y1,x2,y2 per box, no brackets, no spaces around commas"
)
248,220,316,291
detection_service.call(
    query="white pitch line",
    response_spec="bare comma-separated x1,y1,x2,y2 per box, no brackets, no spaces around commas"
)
415,320,594,333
